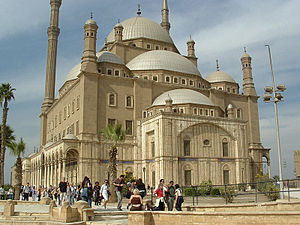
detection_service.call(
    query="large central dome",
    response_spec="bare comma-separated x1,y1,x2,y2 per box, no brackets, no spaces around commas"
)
106,16,174,44
126,50,201,76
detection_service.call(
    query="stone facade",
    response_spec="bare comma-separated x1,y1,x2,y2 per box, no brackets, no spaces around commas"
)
16,0,269,188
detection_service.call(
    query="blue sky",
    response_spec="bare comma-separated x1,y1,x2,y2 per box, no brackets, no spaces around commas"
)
1,0,299,184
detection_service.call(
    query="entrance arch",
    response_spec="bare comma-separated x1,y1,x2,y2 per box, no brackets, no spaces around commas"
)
66,149,79,185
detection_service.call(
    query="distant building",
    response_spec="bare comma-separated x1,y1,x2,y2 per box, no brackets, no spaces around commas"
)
294,151,300,178
15,0,269,187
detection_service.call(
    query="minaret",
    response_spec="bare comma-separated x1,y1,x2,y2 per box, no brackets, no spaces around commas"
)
42,0,62,110
81,13,98,73
161,0,170,33
187,36,195,57
241,47,257,96
114,19,124,42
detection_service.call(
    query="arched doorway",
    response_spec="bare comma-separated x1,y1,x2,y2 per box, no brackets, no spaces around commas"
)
66,149,79,185
262,156,269,176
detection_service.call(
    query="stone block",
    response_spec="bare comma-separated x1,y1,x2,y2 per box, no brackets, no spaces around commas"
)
3,200,16,217
40,197,51,205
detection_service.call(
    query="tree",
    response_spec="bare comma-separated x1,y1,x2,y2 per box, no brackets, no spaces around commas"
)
101,123,126,202
0,125,15,150
0,83,15,185
8,138,25,200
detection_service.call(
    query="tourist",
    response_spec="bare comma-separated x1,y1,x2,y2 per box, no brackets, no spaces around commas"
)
94,182,101,206
0,185,5,200
100,179,109,209
8,186,14,200
70,184,76,205
154,183,165,211
136,178,146,199
48,185,53,200
66,182,71,203
129,189,143,211
20,185,24,200
37,186,42,201
113,174,125,210
167,181,175,211
87,180,93,207
174,184,183,211
23,183,30,201
59,177,67,204
31,186,37,201
126,180,136,199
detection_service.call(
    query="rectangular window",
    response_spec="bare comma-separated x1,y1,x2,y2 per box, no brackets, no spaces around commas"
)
64,107,67,120
152,76,158,81
184,170,191,186
108,93,116,106
59,111,62,124
58,133,61,140
173,77,178,84
184,140,190,156
107,69,112,75
76,120,79,135
165,76,170,83
126,96,133,108
70,123,74,134
199,108,203,115
152,171,156,187
151,141,155,157
108,119,116,126
205,109,209,116
67,104,70,117
210,110,214,117
181,79,186,85
115,70,120,76
189,80,194,86
146,44,151,49
55,116,57,128
62,130,65,138
223,142,229,157
76,96,80,110
193,108,197,115
223,170,229,184
72,100,75,114
126,120,133,135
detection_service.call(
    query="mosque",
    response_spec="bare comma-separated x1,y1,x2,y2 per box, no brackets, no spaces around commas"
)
16,0,270,188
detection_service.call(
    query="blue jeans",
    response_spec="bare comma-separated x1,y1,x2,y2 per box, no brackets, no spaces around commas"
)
116,191,122,209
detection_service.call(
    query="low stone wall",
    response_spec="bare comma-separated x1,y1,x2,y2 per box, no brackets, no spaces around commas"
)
128,211,300,225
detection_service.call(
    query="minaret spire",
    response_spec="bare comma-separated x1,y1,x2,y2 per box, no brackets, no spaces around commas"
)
161,0,170,33
216,59,220,71
241,48,257,96
137,4,141,16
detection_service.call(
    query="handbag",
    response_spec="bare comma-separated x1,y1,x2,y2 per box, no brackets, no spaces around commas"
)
107,190,111,196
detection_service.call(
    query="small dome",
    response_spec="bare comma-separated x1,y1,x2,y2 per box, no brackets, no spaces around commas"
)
114,22,123,29
206,71,236,83
107,16,174,44
97,51,125,65
241,52,251,58
127,50,201,76
152,89,214,106
85,18,97,25
187,36,195,44
65,51,125,82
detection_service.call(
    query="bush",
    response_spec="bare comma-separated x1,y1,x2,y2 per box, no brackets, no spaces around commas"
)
220,185,235,203
264,183,280,201
183,187,196,197
238,183,247,192
199,180,212,195
210,187,220,196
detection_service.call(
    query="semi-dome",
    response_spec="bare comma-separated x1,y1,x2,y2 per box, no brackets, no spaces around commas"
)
126,50,201,76
152,89,214,106
106,16,174,44
206,70,236,83
65,51,125,82
85,18,97,25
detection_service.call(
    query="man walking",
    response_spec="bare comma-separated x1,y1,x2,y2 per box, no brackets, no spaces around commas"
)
167,181,175,211
113,175,125,210
59,177,67,205
23,183,30,201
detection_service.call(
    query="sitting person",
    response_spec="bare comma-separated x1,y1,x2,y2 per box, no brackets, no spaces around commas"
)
129,189,143,211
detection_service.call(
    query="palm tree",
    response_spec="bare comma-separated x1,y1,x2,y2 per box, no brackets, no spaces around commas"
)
8,138,25,200
0,83,16,185
102,123,126,202
0,125,15,150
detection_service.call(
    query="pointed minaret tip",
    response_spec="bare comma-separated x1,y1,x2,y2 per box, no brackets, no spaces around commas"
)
137,4,141,16
90,12,93,19
216,59,220,71
244,46,247,53
163,0,169,10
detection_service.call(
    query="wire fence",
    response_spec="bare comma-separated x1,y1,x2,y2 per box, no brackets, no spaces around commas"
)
150,178,300,205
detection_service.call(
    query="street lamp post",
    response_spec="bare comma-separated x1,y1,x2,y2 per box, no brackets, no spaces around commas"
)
263,45,286,199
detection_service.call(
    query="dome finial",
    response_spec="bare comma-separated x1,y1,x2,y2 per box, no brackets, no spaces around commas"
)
118,19,120,23
90,12,93,19
244,46,247,53
137,3,141,16
104,38,108,50
216,59,219,71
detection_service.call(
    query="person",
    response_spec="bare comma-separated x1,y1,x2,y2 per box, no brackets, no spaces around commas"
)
155,179,168,197
129,189,143,211
0,185,5,200
154,183,165,211
8,186,14,200
100,180,109,209
94,182,101,206
113,174,125,210
59,177,67,204
31,186,37,201
70,184,76,205
23,183,30,201
80,177,89,203
87,180,93,207
37,186,42,201
66,182,71,203
126,180,135,199
167,181,175,211
175,184,184,211
136,178,146,199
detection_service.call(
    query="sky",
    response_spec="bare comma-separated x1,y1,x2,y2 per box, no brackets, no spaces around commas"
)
0,0,299,184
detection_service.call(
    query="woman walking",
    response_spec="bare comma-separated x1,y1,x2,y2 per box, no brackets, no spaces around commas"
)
100,180,109,209
174,184,184,211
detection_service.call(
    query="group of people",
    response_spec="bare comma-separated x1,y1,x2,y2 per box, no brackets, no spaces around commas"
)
5,176,183,212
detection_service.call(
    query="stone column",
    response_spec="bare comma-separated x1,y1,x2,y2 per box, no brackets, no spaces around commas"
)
47,163,50,187
62,159,66,178
44,163,47,187
58,159,62,183
50,161,54,185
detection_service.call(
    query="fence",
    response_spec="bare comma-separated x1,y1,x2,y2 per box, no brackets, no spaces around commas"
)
150,178,300,205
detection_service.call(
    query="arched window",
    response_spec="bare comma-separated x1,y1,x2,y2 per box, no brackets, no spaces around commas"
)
184,169,191,186
165,76,170,83
222,138,229,157
126,96,133,108
223,165,230,184
108,93,117,106
237,109,242,119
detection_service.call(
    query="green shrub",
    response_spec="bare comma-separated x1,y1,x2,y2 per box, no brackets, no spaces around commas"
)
210,187,220,196
238,183,247,192
264,183,280,201
199,180,212,195
220,185,235,203
183,187,196,197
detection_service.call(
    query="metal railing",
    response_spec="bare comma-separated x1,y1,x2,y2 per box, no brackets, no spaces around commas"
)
150,178,300,205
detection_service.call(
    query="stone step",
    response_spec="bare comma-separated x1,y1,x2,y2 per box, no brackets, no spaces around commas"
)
87,219,128,225
94,215,128,221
